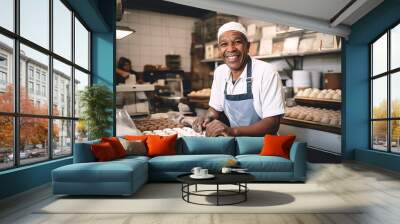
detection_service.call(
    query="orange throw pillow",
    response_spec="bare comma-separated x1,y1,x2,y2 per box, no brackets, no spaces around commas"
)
259,135,296,159
146,134,177,157
124,135,149,141
101,137,126,158
91,142,117,161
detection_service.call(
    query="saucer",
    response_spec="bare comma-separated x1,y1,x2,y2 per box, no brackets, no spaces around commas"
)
190,174,215,179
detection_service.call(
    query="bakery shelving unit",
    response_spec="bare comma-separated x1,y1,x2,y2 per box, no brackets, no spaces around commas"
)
280,117,341,134
282,95,342,134
293,97,341,110
200,49,341,64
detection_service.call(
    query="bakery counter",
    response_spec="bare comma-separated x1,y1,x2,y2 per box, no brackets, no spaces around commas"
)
132,113,204,137
116,83,155,92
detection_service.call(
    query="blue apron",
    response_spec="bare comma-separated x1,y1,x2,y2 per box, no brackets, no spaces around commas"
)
224,57,261,127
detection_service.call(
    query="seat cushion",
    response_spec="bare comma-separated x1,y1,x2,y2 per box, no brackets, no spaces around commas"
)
236,155,293,172
149,154,235,172
53,159,147,183
113,155,150,166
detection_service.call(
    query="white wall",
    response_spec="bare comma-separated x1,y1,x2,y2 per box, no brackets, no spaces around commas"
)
238,17,342,74
117,10,199,72
268,54,341,73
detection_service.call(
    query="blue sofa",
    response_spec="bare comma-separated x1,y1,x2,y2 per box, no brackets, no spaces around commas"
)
52,137,307,196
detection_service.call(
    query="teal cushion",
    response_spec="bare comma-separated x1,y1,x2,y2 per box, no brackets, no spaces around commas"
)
235,137,264,155
73,139,101,163
53,159,146,183
236,155,293,172
149,154,235,172
178,137,235,155
117,155,150,163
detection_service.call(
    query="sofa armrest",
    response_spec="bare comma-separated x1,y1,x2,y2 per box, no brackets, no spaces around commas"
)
289,141,307,181
73,140,100,163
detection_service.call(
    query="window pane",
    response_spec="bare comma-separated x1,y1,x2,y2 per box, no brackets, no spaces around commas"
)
74,18,89,70
20,117,49,165
53,0,72,60
53,59,72,117
75,120,88,142
391,72,400,118
74,69,89,118
0,0,14,31
20,0,49,49
20,45,49,115
372,121,388,151
391,24,400,70
372,76,387,119
372,33,387,76
391,120,400,153
0,35,14,112
0,116,13,170
53,119,72,158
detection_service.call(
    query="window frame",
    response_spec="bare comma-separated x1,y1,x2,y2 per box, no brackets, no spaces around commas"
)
370,20,400,154
0,0,92,171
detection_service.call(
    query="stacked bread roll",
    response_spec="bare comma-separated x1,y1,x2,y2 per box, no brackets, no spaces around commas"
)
143,127,204,137
188,88,211,97
296,88,341,101
134,118,185,131
284,106,341,127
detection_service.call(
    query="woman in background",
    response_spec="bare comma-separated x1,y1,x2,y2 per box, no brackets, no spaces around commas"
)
116,57,142,85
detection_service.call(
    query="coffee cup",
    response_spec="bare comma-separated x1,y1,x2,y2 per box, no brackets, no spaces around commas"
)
191,167,202,176
221,167,232,174
199,169,208,176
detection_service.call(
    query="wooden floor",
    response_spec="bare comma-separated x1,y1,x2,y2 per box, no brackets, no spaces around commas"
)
1,162,400,224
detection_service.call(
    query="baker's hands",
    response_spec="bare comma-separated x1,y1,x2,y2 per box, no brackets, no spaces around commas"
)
205,120,234,137
193,116,212,133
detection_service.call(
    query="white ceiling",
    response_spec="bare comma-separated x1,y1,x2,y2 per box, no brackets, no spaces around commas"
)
164,0,384,38
227,0,352,22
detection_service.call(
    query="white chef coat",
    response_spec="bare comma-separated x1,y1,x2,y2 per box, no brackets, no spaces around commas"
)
209,57,285,119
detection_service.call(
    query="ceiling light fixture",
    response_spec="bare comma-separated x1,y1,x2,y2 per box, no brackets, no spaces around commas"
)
116,26,135,39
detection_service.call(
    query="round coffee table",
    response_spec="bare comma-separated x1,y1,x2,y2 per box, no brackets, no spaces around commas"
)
177,173,255,206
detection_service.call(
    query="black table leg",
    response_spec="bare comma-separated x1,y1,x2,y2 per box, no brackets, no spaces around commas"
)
217,184,219,206
245,183,247,201
187,184,190,202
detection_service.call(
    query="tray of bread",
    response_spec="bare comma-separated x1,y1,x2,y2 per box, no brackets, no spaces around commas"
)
284,106,341,127
295,88,341,102
188,88,211,99
133,118,185,132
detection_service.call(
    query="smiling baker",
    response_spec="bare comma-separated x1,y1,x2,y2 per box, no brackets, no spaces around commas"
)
193,22,285,137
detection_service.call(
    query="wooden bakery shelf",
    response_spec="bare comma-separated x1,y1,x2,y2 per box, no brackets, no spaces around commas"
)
200,49,341,63
187,95,210,101
294,97,341,110
281,117,341,134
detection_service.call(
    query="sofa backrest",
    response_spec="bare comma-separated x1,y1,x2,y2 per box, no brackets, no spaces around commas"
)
235,137,263,155
73,139,100,163
177,137,236,155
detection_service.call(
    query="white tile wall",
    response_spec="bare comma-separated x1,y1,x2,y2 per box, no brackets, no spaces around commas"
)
117,10,199,72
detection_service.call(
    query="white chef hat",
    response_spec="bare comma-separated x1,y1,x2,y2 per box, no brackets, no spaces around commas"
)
217,21,248,41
